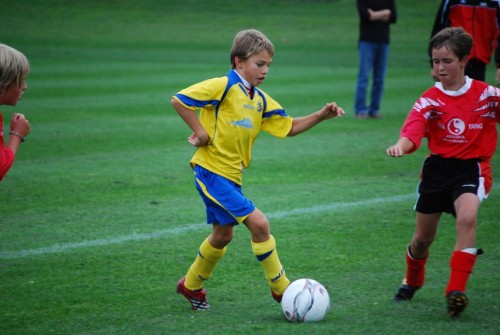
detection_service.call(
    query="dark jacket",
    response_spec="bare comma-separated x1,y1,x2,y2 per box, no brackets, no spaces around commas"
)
431,0,500,67
357,0,397,44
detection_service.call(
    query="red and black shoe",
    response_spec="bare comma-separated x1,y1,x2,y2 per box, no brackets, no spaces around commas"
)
176,277,210,310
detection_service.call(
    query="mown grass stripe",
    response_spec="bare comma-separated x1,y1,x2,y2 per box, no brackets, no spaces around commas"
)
0,193,415,259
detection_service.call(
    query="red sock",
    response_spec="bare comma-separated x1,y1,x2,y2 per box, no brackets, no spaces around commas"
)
405,248,428,287
445,250,476,296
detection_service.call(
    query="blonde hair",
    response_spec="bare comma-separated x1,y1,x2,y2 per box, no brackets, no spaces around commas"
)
230,29,274,69
0,43,30,93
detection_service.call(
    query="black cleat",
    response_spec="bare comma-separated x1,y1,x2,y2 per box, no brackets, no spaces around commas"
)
393,284,420,303
447,291,469,317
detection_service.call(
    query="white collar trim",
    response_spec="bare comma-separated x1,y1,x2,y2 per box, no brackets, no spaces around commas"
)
234,70,251,89
434,76,472,96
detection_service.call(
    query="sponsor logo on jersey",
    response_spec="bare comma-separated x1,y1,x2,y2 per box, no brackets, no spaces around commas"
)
230,118,253,129
447,118,465,135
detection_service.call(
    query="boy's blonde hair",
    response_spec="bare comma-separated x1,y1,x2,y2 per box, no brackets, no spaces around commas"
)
230,29,274,69
0,43,30,93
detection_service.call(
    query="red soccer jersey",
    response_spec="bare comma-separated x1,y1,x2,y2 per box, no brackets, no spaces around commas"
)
0,112,15,181
401,78,500,194
401,77,500,161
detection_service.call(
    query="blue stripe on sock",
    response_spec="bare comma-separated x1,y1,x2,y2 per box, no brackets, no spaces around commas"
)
256,249,273,261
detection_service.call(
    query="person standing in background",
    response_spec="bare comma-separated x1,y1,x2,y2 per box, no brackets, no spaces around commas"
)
430,0,500,84
354,0,397,119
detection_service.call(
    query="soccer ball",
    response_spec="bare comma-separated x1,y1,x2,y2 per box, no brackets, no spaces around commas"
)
281,278,330,323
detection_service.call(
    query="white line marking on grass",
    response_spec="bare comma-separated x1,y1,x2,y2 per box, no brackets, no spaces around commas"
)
267,193,414,219
0,193,418,259
0,223,202,259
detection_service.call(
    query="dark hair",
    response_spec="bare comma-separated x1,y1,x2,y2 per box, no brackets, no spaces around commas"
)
230,29,274,69
429,27,473,61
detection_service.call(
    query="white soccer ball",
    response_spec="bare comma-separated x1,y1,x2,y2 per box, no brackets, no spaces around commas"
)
281,278,330,323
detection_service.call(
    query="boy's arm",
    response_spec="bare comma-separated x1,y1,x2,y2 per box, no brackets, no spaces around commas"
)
171,98,209,147
386,137,415,157
6,113,30,156
287,102,345,137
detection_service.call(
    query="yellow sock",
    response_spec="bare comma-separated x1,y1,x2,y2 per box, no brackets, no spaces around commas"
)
185,238,226,290
251,235,290,295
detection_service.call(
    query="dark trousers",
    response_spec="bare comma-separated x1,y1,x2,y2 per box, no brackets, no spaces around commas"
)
465,59,486,81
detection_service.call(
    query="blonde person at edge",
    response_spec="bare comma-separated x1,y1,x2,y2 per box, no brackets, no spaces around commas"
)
387,27,500,318
171,29,345,310
0,44,30,182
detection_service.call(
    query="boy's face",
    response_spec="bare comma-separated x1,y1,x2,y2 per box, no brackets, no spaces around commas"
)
235,50,272,87
431,46,468,90
0,80,28,106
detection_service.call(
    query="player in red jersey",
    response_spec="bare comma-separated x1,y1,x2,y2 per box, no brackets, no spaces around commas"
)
387,27,500,317
0,44,30,182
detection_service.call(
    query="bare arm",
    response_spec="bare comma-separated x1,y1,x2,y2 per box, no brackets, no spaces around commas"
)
288,102,345,137
386,137,415,157
171,98,209,147
6,113,30,155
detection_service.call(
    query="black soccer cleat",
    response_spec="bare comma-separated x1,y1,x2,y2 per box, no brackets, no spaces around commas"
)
447,291,469,317
393,284,420,303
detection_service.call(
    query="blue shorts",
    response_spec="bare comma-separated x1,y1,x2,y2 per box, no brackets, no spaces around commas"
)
193,165,255,226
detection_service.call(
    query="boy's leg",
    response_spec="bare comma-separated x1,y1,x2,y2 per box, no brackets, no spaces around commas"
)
405,245,429,287
177,236,227,310
445,250,477,316
394,212,439,302
393,246,429,302
245,208,290,302
446,193,480,317
185,237,227,290
251,234,290,301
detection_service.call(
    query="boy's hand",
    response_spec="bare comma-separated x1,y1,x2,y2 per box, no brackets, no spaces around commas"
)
386,137,414,157
386,144,405,157
10,113,30,137
188,132,209,147
321,102,345,120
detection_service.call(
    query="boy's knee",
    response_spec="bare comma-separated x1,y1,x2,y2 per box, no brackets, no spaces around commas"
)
412,238,433,254
209,228,233,248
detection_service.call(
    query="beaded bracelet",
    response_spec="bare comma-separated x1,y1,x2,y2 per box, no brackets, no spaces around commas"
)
9,131,25,142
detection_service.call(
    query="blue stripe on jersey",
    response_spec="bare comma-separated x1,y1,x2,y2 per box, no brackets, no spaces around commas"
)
255,89,267,112
175,93,219,108
263,109,287,118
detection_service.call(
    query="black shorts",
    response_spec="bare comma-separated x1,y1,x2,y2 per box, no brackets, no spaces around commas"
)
415,155,484,216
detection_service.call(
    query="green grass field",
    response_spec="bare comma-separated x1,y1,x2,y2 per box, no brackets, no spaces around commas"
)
1,1,499,334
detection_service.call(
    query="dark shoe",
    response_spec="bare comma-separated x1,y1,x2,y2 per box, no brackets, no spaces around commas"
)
393,284,420,303
176,277,210,310
447,291,468,317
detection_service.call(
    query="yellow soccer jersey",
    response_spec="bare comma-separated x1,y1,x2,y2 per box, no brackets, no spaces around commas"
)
173,69,293,185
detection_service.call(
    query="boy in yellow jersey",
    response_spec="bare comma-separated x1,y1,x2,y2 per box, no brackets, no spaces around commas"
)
171,29,345,310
